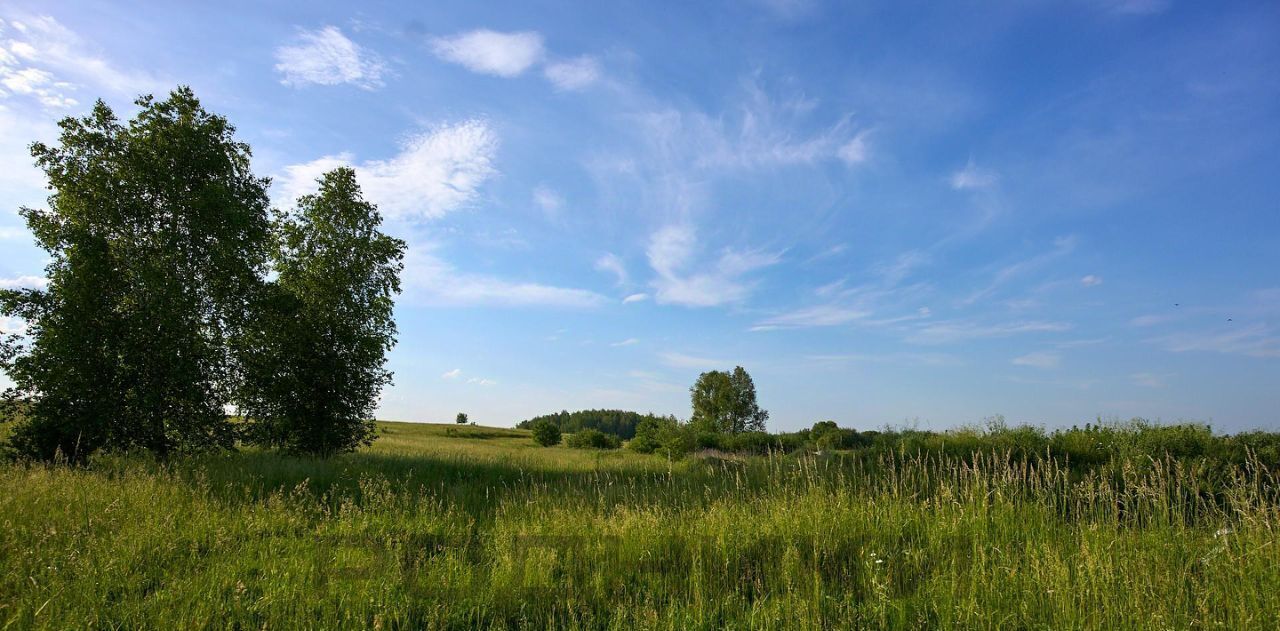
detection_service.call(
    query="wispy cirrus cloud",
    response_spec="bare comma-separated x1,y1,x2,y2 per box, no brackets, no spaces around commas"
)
1131,372,1169,388
753,249,933,332
275,26,386,89
531,184,563,218
960,235,1077,306
751,305,870,331
908,320,1071,345
1012,351,1061,369
277,119,497,220
1097,0,1170,16
646,224,780,307
1153,324,1280,359
657,109,869,171
659,351,735,370
949,159,998,191
402,245,605,309
544,55,601,90
0,13,163,107
595,253,628,286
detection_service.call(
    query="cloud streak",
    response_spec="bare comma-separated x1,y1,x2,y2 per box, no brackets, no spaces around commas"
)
275,26,385,89
646,224,780,307
402,246,606,308
277,120,498,221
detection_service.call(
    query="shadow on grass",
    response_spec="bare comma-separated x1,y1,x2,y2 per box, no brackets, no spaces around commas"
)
152,446,730,523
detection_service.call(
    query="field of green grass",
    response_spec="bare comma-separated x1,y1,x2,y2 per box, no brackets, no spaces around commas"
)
2,421,1278,629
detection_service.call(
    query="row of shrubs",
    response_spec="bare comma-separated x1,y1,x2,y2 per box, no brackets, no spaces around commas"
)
534,416,1280,472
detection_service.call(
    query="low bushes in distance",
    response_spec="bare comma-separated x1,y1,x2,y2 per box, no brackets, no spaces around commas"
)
565,428,622,450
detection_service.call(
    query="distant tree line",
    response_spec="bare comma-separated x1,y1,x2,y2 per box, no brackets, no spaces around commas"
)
517,409,676,439
0,87,404,462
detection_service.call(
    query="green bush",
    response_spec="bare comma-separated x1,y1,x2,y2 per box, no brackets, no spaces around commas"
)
530,420,561,447
566,428,621,449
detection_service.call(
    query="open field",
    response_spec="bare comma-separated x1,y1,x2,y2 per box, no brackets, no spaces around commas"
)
2,421,1279,629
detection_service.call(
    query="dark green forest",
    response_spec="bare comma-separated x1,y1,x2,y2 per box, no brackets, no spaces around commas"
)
516,409,674,439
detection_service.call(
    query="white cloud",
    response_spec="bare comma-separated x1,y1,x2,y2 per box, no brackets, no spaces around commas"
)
1099,0,1169,15
441,368,462,379
610,338,639,347
623,293,649,304
277,120,498,220
1012,351,1061,369
1131,372,1168,388
544,56,600,90
0,315,26,335
467,377,497,386
275,26,385,89
751,305,870,331
594,253,628,286
646,224,780,307
637,80,871,172
532,184,563,216
1130,314,1173,327
836,130,872,165
950,160,998,190
0,14,162,102
659,351,733,369
751,0,818,19
431,30,544,78
402,245,606,308
1154,324,1280,359
0,66,75,108
807,352,960,367
1080,274,1103,287
0,226,28,239
908,320,1072,345
960,235,1076,306
0,274,47,290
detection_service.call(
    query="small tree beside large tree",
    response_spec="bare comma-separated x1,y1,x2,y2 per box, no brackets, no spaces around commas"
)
238,168,405,456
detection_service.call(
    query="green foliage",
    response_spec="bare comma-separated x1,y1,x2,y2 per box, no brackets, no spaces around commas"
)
628,415,696,457
517,409,667,439
565,428,622,450
690,366,768,434
0,88,270,461
530,420,562,447
238,168,404,456
456,412,468,425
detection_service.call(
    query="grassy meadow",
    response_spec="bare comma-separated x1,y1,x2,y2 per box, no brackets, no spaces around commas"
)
2,421,1279,629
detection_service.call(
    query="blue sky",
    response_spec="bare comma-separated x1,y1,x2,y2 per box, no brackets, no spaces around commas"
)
2,0,1278,431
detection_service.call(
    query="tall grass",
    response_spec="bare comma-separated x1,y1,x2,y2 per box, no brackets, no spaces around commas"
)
1,422,1278,629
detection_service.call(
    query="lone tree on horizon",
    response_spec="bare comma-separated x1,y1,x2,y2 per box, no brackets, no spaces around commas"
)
690,366,769,434
456,412,468,424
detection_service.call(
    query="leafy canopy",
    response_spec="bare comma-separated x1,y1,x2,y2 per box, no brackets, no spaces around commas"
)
531,420,562,447
0,88,271,460
690,366,769,435
238,167,404,456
